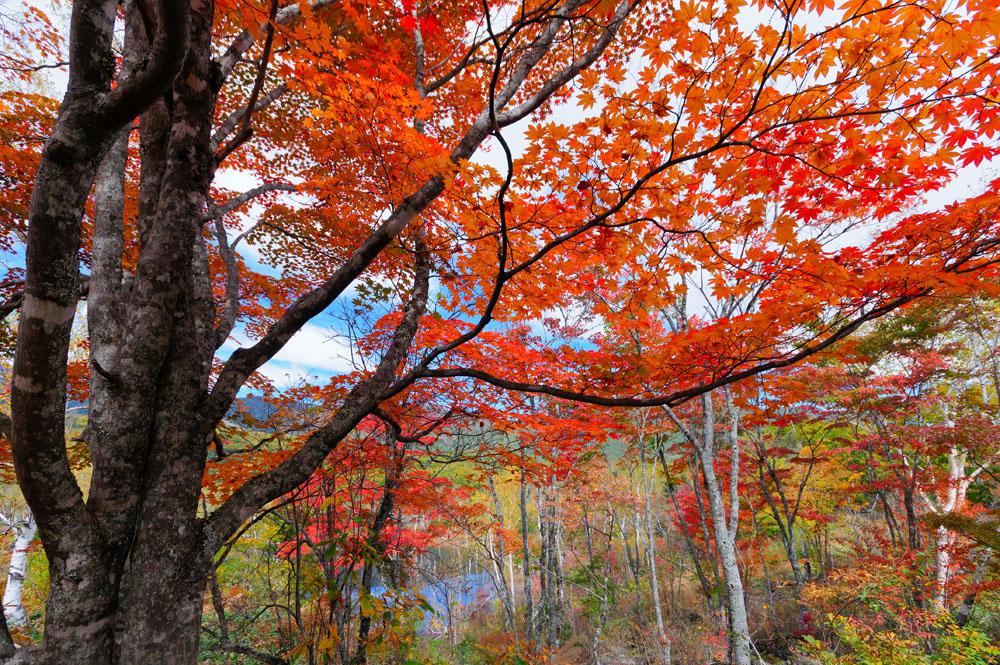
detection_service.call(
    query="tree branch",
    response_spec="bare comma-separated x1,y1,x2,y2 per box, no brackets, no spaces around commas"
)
203,0,640,427
495,0,633,128
203,176,444,426
217,0,339,82
210,83,288,153
93,0,191,130
201,245,431,559
372,406,455,444
215,0,280,165
203,183,297,223
212,214,241,349
416,290,931,409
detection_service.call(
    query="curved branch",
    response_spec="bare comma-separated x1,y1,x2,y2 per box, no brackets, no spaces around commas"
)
217,0,339,82
210,83,288,153
215,0,281,165
201,246,431,560
203,183,297,223
372,406,455,444
496,0,633,128
203,175,445,425
212,216,241,349
415,289,929,408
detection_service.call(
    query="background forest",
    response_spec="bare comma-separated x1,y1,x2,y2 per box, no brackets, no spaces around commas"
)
2,0,1000,664
4,297,1000,665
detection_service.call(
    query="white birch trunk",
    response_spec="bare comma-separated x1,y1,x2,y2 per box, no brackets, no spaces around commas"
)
934,524,955,608
3,514,36,627
922,444,977,609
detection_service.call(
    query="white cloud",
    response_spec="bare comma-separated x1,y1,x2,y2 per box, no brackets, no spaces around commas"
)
213,169,272,268
269,323,357,375
221,323,358,388
255,362,323,389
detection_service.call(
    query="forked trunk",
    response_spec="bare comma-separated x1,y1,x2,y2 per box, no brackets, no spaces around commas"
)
33,520,208,665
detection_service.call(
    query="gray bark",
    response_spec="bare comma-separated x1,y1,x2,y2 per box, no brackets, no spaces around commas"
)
665,397,753,665
640,437,671,664
486,474,516,632
697,395,753,665
520,468,534,644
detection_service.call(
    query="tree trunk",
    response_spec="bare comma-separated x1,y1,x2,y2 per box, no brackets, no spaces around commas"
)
696,394,753,665
757,472,804,586
591,511,616,665
689,453,723,595
3,515,36,628
113,577,206,665
640,443,671,664
352,440,405,665
520,469,534,644
8,1,638,662
901,484,926,608
0,611,14,660
928,447,972,608
546,478,562,648
903,486,921,552
659,446,716,612
486,474,516,631
878,491,900,549
536,486,548,648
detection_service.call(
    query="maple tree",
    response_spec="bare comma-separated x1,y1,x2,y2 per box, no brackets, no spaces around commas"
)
2,0,1000,662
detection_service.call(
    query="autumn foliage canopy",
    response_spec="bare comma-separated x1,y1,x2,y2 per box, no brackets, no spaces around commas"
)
1,0,1000,662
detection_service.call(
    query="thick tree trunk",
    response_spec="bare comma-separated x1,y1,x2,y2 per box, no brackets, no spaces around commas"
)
114,575,206,665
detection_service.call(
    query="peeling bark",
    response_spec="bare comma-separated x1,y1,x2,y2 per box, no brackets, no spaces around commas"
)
2,514,37,628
